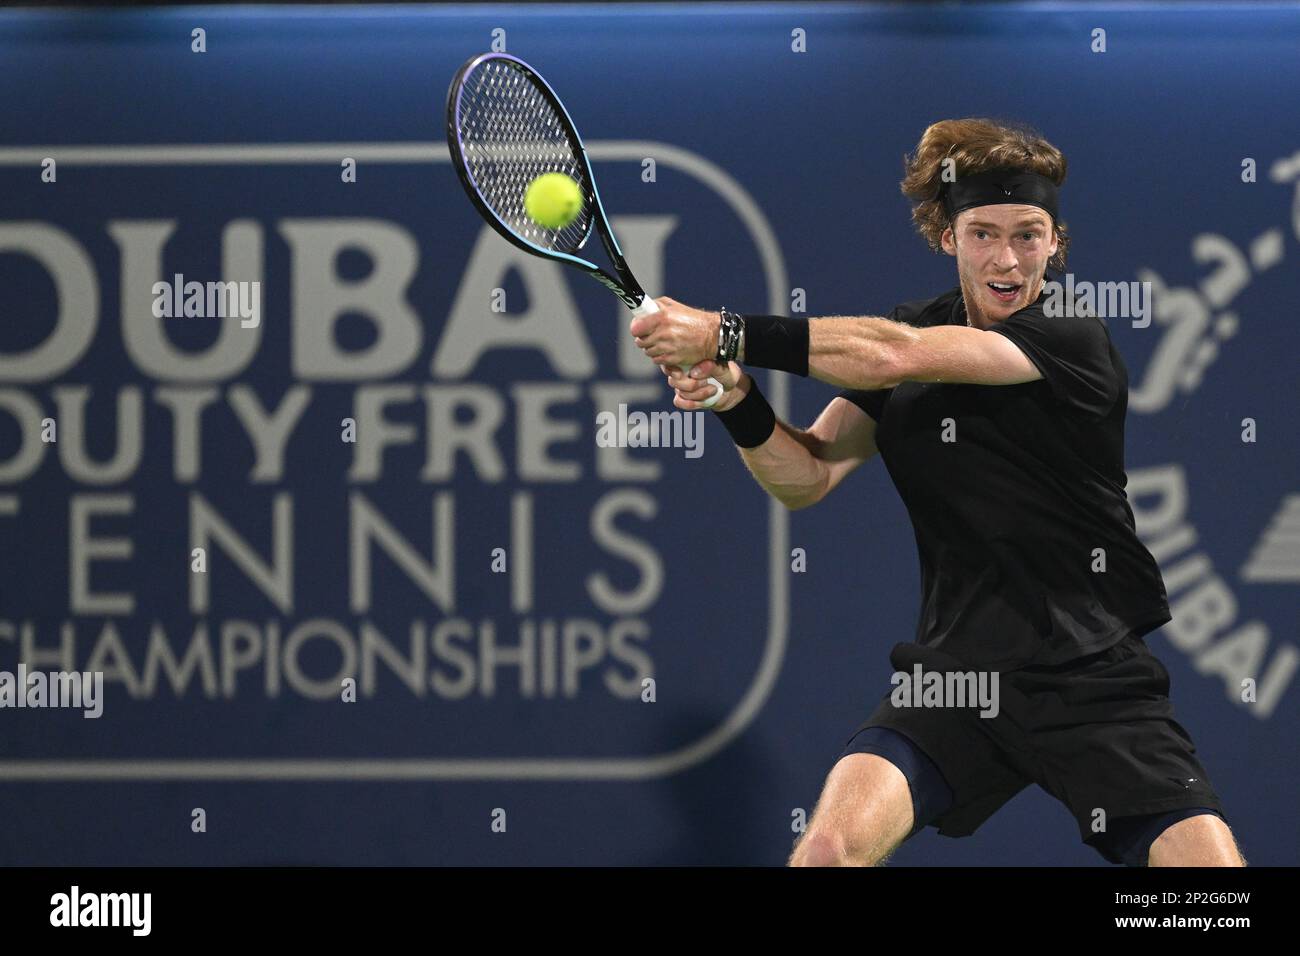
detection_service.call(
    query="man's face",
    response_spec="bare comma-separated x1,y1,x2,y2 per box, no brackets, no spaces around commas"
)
940,204,1059,326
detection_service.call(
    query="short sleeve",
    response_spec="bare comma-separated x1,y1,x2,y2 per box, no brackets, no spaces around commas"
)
836,386,891,422
989,310,1119,417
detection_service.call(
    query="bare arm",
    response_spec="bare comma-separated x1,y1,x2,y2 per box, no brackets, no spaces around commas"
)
805,316,1043,389
666,365,879,511
628,298,1039,389
740,391,880,510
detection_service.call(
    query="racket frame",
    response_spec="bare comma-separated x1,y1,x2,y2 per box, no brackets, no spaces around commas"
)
446,52,648,309
446,51,724,408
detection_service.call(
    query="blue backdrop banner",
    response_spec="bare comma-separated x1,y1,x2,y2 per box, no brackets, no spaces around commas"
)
0,2,1296,865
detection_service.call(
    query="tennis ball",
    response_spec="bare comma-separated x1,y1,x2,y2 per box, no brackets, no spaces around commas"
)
524,173,583,230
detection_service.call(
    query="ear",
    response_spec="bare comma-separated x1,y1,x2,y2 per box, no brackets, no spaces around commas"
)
940,224,957,257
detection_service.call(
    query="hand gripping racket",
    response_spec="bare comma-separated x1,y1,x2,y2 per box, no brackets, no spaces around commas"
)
445,52,724,407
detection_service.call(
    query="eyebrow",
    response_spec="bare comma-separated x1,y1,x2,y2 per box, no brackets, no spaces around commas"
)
966,219,1048,229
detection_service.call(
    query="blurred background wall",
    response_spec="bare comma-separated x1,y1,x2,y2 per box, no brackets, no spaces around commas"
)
0,2,1296,864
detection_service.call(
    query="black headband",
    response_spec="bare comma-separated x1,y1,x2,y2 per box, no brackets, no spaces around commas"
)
940,167,1060,224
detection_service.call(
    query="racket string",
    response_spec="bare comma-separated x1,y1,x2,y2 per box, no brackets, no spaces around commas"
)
455,59,594,252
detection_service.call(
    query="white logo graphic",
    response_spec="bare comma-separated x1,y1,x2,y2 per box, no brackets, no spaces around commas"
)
1131,465,1298,720
1241,494,1300,583
0,140,790,781
1128,152,1300,413
1125,155,1300,721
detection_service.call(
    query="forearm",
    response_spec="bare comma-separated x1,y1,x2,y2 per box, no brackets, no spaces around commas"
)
807,316,916,389
712,373,827,510
736,419,828,511
739,313,915,389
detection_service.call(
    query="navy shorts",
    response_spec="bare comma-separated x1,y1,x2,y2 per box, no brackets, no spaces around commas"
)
838,633,1229,866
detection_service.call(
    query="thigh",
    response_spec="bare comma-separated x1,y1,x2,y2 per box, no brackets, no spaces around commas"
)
1148,812,1245,866
840,726,955,836
1097,807,1238,867
1013,635,1229,859
853,643,1035,838
792,751,915,866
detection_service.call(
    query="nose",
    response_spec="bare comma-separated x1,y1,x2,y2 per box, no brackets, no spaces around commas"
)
992,238,1020,272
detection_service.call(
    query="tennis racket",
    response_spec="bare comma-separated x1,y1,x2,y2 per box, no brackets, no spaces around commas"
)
445,52,724,407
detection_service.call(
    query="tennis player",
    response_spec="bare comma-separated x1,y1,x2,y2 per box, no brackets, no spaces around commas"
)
628,118,1245,867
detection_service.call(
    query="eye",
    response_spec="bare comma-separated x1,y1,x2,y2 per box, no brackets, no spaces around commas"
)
974,230,989,240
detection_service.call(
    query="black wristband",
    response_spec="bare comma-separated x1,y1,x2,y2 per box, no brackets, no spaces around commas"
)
741,314,809,376
713,377,777,449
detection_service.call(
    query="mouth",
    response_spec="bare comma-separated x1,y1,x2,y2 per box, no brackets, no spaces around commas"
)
986,281,1022,303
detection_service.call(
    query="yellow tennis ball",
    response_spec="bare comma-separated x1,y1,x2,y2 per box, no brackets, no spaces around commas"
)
524,173,583,230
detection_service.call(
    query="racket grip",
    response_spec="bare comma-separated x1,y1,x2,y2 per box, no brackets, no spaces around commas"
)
631,296,725,409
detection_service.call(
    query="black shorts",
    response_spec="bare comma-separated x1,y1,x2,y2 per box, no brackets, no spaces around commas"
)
840,632,1228,863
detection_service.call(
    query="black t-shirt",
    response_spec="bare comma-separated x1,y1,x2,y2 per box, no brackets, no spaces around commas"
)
837,286,1171,669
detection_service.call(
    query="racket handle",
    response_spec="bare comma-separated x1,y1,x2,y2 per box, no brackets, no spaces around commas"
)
631,296,725,409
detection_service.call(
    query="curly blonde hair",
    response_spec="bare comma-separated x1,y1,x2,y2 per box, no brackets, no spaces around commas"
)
900,118,1070,272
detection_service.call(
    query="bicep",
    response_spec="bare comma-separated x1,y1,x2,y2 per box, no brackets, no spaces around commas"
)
890,326,1044,386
